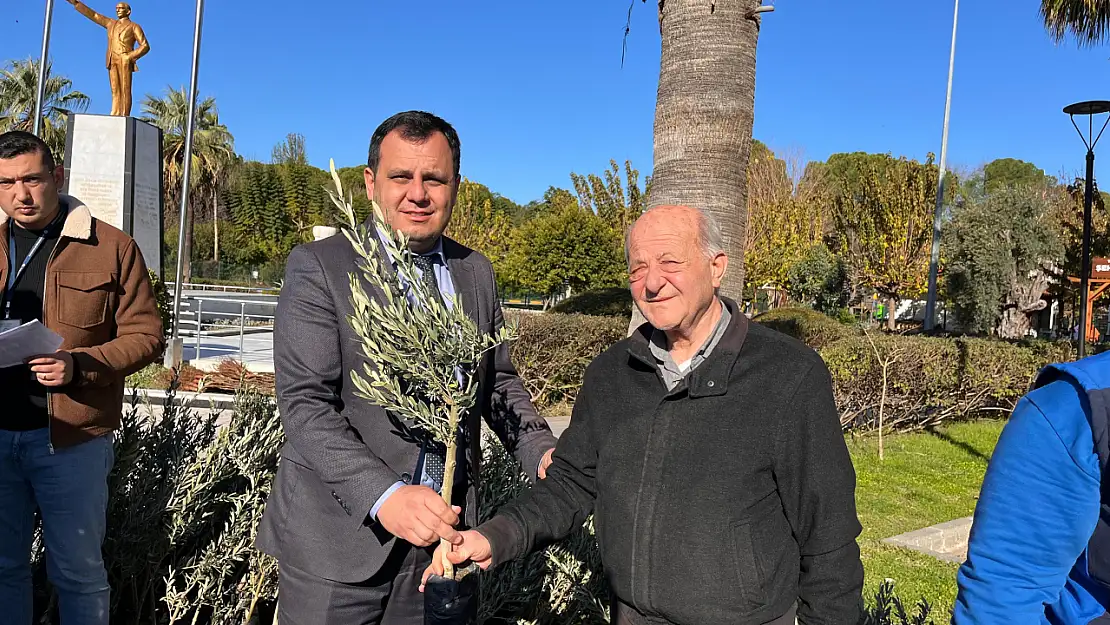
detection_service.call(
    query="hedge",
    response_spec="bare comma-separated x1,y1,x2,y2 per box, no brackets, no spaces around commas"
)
753,306,858,349
508,312,627,412
511,309,1076,432
825,334,1071,431
549,288,634,317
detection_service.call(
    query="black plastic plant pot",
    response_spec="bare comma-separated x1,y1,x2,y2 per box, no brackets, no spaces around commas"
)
423,572,478,625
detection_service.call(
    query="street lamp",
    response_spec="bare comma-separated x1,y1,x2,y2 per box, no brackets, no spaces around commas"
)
1064,100,1110,359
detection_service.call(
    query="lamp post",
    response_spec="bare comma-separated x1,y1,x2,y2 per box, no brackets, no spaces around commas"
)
924,0,960,331
1064,100,1110,359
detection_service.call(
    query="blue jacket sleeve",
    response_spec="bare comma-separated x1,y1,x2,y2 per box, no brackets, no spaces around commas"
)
953,381,1101,625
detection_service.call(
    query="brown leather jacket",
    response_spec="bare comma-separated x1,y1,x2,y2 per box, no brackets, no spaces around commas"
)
0,196,164,448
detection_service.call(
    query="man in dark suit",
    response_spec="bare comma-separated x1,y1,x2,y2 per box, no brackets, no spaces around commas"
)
257,111,558,625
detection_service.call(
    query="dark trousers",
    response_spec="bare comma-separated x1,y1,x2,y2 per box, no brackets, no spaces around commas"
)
613,600,798,625
277,541,433,625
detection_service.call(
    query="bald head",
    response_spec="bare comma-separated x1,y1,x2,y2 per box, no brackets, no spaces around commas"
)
626,204,728,334
627,205,725,265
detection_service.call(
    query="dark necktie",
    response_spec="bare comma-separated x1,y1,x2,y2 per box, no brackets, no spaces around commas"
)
410,253,446,488
411,254,442,302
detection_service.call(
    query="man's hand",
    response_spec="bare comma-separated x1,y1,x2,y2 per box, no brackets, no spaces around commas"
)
375,485,463,548
538,447,555,479
26,351,74,387
419,530,494,591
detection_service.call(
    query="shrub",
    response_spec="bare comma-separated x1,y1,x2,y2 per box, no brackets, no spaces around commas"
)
148,268,173,344
126,362,168,390
30,377,610,624
509,312,627,411
550,288,633,317
861,581,936,625
754,306,858,349
33,378,282,624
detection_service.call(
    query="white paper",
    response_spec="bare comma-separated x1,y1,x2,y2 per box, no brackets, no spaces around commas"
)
0,321,65,369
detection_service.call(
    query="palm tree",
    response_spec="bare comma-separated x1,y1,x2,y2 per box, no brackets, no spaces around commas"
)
0,58,90,161
141,86,234,284
1042,0,1110,43
628,0,763,332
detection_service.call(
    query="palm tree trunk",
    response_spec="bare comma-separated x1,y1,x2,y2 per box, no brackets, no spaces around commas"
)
630,0,762,334
651,0,760,300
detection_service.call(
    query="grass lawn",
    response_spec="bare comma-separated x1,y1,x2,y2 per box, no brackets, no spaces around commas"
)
849,419,1006,615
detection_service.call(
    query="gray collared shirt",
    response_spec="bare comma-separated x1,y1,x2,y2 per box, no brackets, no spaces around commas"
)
649,299,732,391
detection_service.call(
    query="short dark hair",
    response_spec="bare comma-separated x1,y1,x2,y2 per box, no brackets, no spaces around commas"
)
0,130,56,171
367,111,461,179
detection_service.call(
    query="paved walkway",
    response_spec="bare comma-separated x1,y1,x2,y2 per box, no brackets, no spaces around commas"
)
883,517,973,564
182,330,275,372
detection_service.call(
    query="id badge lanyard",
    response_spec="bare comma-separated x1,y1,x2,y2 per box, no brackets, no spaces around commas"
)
3,225,52,321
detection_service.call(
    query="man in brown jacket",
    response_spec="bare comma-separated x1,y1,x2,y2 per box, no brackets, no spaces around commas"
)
0,130,163,625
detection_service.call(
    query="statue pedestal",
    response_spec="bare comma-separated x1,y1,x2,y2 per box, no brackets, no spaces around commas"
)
61,113,165,278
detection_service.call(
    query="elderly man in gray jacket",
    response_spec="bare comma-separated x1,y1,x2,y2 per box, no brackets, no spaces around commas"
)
257,111,557,625
425,205,864,625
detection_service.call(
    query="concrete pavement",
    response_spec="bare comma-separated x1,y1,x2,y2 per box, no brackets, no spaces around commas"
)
182,330,275,372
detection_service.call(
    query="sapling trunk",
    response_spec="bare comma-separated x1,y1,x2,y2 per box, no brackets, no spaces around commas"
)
439,403,460,580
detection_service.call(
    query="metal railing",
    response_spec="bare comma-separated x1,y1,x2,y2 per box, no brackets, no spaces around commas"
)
178,295,277,363
167,281,280,295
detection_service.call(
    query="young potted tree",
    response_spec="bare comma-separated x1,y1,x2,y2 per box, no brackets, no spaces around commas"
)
325,161,512,623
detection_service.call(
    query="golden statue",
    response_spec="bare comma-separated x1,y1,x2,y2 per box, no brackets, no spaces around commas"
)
65,0,150,117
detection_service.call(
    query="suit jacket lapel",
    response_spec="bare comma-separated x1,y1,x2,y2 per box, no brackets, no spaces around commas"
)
444,240,480,326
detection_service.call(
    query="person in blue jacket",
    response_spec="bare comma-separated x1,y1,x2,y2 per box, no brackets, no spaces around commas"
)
954,350,1110,624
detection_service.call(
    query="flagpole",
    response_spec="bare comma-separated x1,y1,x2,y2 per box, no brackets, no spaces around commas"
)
166,0,205,367
33,0,56,136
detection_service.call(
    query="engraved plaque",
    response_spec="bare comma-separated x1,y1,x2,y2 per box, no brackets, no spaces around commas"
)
63,114,164,277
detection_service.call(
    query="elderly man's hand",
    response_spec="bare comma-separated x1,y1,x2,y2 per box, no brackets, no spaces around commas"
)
419,529,494,591
26,351,74,387
538,447,556,479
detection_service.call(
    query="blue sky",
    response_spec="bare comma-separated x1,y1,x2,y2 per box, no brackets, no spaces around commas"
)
5,1,1110,204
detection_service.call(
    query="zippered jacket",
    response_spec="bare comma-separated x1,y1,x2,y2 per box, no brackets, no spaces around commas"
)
478,297,864,625
955,351,1110,624
0,195,164,448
